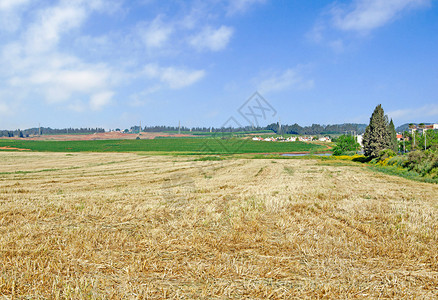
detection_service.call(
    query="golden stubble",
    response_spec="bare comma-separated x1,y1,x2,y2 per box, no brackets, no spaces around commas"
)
0,152,437,299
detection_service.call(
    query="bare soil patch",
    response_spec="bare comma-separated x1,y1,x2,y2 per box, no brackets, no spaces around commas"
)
0,146,30,151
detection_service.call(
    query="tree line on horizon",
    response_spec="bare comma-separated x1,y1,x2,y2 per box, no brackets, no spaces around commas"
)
136,123,367,135
0,127,105,138
265,123,367,135
129,125,268,133
1,122,368,138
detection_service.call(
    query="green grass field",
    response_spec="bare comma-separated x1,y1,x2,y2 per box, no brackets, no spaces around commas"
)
0,138,327,154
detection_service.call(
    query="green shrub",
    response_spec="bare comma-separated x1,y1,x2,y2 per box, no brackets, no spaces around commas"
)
407,150,425,164
401,150,438,178
378,149,397,160
333,135,360,156
366,149,438,180
352,156,372,163
386,155,406,167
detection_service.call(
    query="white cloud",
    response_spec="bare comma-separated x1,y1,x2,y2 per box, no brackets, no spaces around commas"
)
331,0,431,33
129,85,161,107
0,0,31,32
257,68,314,93
144,64,205,89
0,0,30,11
306,23,324,43
388,104,438,122
0,1,119,113
90,91,114,111
30,67,111,103
31,69,107,91
161,68,205,89
25,3,87,53
308,0,431,52
139,15,173,49
0,0,267,123
189,26,234,52
227,0,266,15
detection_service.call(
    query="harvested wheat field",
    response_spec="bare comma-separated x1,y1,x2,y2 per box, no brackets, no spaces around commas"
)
0,152,437,299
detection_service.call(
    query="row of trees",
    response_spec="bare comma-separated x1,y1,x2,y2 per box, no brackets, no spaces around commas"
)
0,127,105,138
139,123,366,134
2,123,369,137
138,125,267,133
266,122,366,135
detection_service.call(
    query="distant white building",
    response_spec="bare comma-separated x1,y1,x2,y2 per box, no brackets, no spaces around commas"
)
318,137,331,142
356,134,363,147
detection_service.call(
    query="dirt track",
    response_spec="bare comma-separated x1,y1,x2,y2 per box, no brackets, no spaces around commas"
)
0,146,30,151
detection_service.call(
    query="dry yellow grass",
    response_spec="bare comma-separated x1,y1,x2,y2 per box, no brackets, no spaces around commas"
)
0,152,437,299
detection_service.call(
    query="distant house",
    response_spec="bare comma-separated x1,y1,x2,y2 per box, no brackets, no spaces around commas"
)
396,134,403,141
425,124,438,130
318,137,331,142
356,134,363,147
410,123,438,133
298,136,313,142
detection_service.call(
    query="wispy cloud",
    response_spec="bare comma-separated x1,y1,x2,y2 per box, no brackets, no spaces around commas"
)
24,3,88,53
189,26,234,51
144,64,205,89
388,104,438,122
0,0,30,11
227,0,267,16
138,15,173,49
0,0,31,32
331,0,430,33
67,101,86,113
256,67,314,93
308,0,431,52
90,91,114,111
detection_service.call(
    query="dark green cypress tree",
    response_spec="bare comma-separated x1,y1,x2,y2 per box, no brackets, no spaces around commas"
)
388,119,398,153
363,104,390,157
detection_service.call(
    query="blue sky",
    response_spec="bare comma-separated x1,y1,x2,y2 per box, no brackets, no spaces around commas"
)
0,0,437,130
